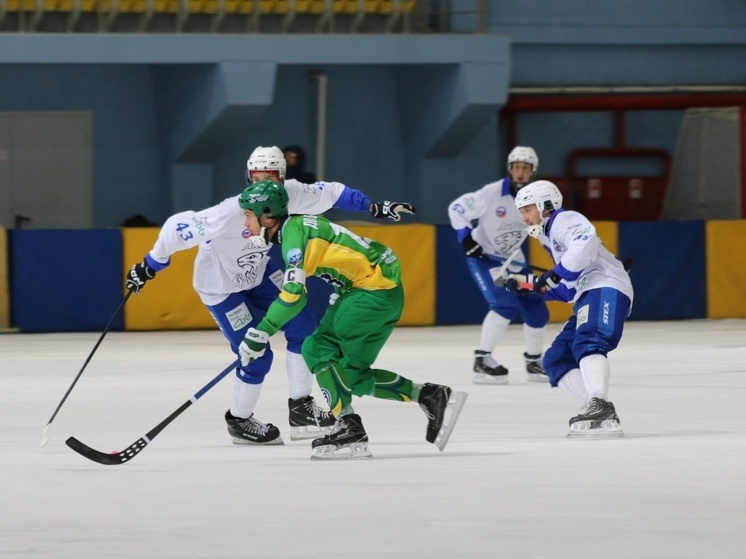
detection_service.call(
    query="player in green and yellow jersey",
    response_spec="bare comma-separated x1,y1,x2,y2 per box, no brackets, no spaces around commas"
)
236,180,467,460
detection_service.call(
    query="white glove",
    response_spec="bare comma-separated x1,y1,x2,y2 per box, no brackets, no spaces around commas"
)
238,328,269,366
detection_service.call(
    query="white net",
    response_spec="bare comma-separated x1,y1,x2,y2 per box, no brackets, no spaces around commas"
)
662,107,741,220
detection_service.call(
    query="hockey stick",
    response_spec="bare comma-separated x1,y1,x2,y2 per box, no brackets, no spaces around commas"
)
65,360,238,465
526,257,633,274
491,247,523,286
40,290,133,447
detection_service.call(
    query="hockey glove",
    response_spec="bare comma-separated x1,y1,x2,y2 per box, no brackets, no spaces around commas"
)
369,201,416,222
504,273,535,294
534,270,561,293
461,232,485,259
125,261,156,294
238,327,269,366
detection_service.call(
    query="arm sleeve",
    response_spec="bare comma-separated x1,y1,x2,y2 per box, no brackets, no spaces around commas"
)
147,201,232,270
448,188,487,232
286,180,371,215
553,215,600,282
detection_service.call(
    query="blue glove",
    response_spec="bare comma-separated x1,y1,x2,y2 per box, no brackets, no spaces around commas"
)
534,270,561,293
238,328,269,366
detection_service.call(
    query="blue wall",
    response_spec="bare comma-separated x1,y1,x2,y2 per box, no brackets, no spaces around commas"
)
0,1,745,229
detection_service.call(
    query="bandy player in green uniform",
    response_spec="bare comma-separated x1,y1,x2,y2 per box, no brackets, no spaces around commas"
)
235,180,468,460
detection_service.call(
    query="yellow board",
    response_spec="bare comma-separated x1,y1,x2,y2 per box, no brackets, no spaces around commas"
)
122,228,216,331
706,220,746,318
0,228,9,330
527,221,619,324
340,222,436,326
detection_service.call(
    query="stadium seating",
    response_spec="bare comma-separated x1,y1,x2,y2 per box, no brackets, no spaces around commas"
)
0,0,418,32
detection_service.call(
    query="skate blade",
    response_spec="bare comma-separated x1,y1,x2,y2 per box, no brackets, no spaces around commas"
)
434,391,468,452
311,442,372,460
566,419,624,439
526,373,549,383
231,435,285,446
290,425,333,441
473,373,508,385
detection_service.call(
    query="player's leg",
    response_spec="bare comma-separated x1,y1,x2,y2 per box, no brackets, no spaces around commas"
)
249,265,335,440
207,293,282,445
516,288,550,382
566,288,631,437
466,258,517,384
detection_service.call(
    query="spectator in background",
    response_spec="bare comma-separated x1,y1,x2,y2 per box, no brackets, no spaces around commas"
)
283,145,317,184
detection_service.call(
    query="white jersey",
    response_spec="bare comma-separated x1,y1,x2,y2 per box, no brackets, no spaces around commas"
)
540,209,634,305
448,178,527,270
147,180,356,306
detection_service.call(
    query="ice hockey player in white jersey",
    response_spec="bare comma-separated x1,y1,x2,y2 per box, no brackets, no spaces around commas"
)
448,146,549,385
509,180,633,437
124,146,415,446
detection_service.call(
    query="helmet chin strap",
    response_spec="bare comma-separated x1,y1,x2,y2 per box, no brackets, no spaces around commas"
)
246,226,269,249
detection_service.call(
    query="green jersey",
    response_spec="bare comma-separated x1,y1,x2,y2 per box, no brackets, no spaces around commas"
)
257,215,402,335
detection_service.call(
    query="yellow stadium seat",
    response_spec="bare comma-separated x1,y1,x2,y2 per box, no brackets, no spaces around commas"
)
235,0,253,14
258,0,274,13
292,0,311,12
379,0,413,14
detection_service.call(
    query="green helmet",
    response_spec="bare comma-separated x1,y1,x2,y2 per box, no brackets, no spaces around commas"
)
238,179,289,218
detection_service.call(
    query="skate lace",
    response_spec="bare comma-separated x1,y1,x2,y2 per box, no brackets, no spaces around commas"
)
419,403,435,421
329,417,348,435
477,354,499,368
240,415,270,436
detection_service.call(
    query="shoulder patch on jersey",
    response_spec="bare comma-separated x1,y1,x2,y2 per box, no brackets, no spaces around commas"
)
451,203,466,215
286,248,302,266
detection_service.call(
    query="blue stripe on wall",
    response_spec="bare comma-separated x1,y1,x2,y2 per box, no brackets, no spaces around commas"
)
618,220,706,320
435,225,487,325
11,230,124,332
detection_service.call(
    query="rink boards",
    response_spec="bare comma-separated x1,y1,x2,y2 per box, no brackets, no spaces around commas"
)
2,219,745,332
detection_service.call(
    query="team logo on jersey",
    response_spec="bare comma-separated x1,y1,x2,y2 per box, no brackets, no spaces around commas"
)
553,240,562,252
233,252,264,288
286,248,303,266
495,206,507,218
494,230,524,254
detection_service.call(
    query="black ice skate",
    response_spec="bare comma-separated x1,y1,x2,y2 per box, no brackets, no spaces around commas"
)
473,350,508,385
567,397,623,438
524,352,549,383
311,413,371,460
418,383,468,451
288,395,335,441
224,410,284,445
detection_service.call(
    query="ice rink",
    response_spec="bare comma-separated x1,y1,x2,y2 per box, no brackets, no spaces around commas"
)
2,319,745,558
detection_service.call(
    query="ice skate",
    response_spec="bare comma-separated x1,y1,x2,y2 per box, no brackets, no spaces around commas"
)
225,410,284,445
473,351,508,385
524,352,549,383
567,397,623,438
311,414,372,460
288,395,335,441
418,383,468,451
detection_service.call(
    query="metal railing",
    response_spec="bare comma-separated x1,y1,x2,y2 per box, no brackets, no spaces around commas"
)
0,0,486,33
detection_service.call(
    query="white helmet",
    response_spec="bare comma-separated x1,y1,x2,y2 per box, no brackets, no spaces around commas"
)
247,146,286,183
507,146,538,173
514,180,563,238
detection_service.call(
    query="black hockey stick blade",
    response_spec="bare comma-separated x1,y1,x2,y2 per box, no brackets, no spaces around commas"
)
65,360,238,466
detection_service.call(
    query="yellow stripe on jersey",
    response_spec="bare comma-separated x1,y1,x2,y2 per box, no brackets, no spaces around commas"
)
279,290,303,304
303,237,398,291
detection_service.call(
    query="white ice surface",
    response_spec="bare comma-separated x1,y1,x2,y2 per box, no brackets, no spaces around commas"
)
2,320,745,558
